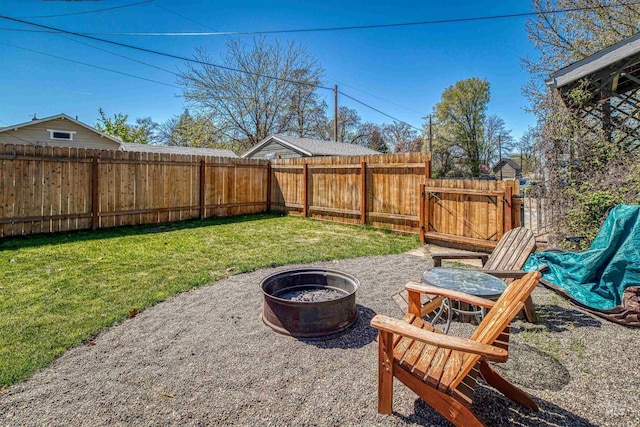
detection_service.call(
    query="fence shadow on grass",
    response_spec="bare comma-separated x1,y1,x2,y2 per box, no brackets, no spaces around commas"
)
0,213,283,252
301,304,378,350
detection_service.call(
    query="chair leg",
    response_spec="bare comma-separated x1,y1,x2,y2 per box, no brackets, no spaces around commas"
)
394,367,486,427
478,361,539,411
378,331,394,414
523,296,537,323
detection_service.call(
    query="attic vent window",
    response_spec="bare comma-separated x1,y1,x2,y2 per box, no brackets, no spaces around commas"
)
48,129,76,141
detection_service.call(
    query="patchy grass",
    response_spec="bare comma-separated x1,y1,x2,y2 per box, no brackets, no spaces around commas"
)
0,213,418,387
520,328,563,358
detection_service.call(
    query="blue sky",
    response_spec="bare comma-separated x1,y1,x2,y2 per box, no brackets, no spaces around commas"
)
0,0,540,141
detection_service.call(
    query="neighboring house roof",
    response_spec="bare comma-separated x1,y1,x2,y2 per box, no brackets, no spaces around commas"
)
241,134,381,158
546,32,640,89
492,158,521,173
122,143,238,158
0,113,123,145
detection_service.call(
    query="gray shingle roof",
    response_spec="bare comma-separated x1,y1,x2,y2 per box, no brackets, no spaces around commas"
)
276,135,380,156
492,158,521,172
242,134,381,158
122,143,238,158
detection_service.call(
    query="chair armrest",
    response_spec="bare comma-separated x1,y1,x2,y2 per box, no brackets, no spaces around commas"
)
483,270,527,279
432,252,489,267
371,314,508,362
405,281,495,309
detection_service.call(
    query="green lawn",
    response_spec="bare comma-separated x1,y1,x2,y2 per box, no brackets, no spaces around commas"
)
0,213,418,387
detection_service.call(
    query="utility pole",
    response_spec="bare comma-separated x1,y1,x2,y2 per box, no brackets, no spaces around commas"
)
498,134,503,180
520,146,523,170
428,115,433,154
333,85,338,142
422,114,433,153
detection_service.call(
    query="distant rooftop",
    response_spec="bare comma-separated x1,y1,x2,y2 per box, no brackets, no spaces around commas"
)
122,143,238,158
241,134,381,158
492,158,521,172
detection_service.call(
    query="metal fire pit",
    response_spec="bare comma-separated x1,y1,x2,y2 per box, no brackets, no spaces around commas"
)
261,268,359,338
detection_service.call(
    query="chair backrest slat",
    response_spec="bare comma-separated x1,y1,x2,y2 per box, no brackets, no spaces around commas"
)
450,272,540,389
484,227,536,273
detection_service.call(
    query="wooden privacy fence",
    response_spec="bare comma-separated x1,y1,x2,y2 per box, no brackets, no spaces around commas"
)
419,179,522,251
0,144,269,237
270,153,431,233
2,144,522,252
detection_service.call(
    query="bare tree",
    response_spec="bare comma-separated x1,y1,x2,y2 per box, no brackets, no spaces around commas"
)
384,121,419,153
287,69,328,138
179,37,325,153
482,115,513,168
353,122,389,153
317,106,362,143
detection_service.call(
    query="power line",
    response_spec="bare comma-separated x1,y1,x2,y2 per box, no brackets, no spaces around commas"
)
338,91,422,132
55,34,179,76
0,42,180,89
335,81,424,115
151,2,218,31
0,14,429,132
7,2,637,36
16,0,153,19
0,14,335,91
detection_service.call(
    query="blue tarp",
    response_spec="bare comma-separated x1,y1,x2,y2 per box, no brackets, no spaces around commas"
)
524,204,640,311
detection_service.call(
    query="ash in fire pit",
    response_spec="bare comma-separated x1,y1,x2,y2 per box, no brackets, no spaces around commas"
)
261,268,359,338
276,286,346,302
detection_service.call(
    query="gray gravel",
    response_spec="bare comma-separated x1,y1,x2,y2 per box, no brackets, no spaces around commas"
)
1,253,638,426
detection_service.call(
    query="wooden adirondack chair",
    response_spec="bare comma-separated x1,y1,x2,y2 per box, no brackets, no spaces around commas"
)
371,271,542,427
432,226,538,322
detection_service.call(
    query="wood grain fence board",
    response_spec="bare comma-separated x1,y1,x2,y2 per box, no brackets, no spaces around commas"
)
422,179,521,251
269,153,430,233
4,147,527,247
0,145,270,236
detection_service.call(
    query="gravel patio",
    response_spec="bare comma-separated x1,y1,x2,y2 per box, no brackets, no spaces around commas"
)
1,252,638,426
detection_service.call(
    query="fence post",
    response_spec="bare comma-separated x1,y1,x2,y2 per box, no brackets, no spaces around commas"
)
200,159,206,219
419,183,426,244
360,161,367,225
91,156,100,230
504,185,513,232
302,163,308,217
266,163,272,212
423,156,431,244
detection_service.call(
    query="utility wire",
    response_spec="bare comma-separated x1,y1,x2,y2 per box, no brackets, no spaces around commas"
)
336,81,424,115
8,2,637,36
151,2,218,31
0,14,427,131
0,14,334,91
0,42,180,89
55,34,179,76
6,6,419,115
338,91,422,132
16,0,153,19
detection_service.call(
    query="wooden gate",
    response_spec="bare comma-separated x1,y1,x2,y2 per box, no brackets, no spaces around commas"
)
419,179,522,251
